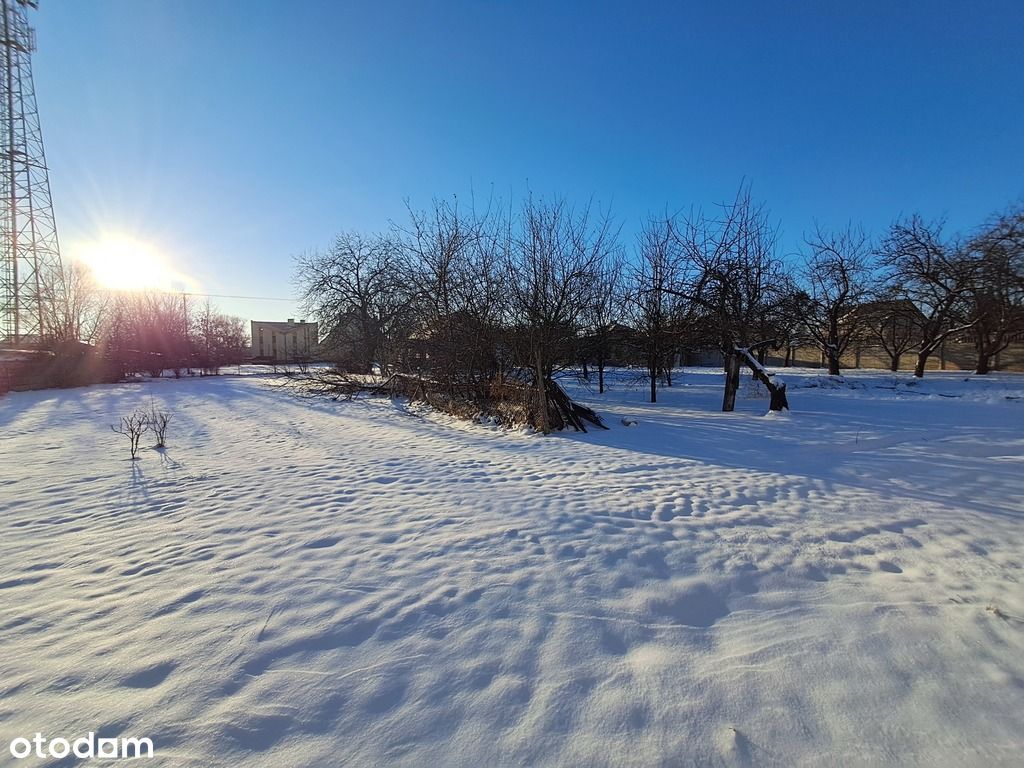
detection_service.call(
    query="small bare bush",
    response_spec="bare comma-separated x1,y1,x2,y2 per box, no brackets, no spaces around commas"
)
147,403,172,448
111,410,149,460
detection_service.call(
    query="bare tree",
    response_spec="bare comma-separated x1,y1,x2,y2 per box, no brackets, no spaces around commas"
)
582,250,626,394
798,224,876,375
97,292,188,377
296,232,413,375
293,202,606,431
964,207,1024,374
505,196,615,432
629,214,686,403
41,261,107,345
112,411,149,460
400,196,503,393
768,284,813,367
94,292,245,378
879,215,978,377
857,290,920,371
139,292,191,374
674,185,791,411
192,300,248,374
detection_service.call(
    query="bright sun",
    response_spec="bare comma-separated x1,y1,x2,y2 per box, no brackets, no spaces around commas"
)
70,234,188,292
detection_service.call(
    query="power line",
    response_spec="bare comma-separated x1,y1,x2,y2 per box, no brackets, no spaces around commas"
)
96,287,298,302
183,292,296,302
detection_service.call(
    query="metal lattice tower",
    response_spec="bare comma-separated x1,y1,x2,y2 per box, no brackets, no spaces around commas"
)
0,0,61,346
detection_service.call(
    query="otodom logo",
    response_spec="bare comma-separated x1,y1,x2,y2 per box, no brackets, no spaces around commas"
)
8,732,154,760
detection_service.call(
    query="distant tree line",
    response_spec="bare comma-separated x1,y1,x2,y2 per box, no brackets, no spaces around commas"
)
40,267,248,377
295,187,1024,425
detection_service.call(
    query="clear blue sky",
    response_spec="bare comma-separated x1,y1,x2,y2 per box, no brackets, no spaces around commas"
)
32,0,1024,322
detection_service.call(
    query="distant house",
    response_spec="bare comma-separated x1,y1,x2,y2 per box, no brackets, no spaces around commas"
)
251,319,319,362
847,298,925,334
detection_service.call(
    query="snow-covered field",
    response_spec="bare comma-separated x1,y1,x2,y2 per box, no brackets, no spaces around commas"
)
1,368,1022,767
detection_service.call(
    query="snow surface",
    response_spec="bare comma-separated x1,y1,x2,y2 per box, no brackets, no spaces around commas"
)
1,367,1022,766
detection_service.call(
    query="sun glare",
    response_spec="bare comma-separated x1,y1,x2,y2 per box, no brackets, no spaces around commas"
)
70,235,190,293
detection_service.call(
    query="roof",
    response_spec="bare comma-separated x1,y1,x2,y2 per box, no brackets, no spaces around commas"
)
251,320,317,331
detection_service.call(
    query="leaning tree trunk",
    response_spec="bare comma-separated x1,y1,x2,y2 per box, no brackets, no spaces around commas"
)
735,347,789,412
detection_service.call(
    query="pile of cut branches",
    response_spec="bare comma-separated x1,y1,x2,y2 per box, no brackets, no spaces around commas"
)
279,367,606,433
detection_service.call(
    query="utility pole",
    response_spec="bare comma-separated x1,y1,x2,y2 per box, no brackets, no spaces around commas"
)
182,291,191,373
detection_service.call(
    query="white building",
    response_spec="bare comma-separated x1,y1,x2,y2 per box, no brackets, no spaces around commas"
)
251,319,318,361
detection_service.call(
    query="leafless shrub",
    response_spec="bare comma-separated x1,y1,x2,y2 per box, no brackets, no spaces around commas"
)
147,403,172,448
111,410,149,460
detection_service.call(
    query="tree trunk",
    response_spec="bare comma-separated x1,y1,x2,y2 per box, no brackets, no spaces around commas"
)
827,354,840,376
768,382,789,412
784,346,792,367
914,350,928,378
649,361,657,403
975,348,991,375
597,354,605,394
889,353,900,372
534,353,549,433
722,353,740,412
581,359,589,379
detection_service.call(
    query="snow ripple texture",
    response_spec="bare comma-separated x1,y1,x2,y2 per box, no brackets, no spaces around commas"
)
0,368,1022,767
